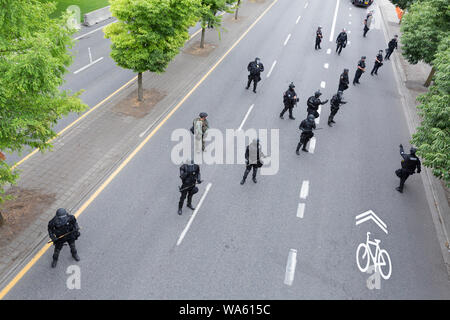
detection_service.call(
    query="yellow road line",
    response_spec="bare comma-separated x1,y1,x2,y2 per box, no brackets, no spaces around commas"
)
0,0,279,299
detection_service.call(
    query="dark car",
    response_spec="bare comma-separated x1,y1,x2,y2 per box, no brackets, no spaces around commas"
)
352,0,374,7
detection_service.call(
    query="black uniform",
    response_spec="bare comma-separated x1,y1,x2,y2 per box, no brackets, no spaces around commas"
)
296,116,316,154
246,59,264,93
336,31,347,55
338,70,350,92
371,52,384,75
280,87,298,119
363,15,372,37
385,38,398,60
315,28,323,50
395,145,421,193
328,93,347,126
307,95,328,118
178,162,201,214
48,208,80,268
241,141,264,184
353,58,366,84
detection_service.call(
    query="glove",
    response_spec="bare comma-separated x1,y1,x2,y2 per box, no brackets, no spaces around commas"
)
197,180,202,184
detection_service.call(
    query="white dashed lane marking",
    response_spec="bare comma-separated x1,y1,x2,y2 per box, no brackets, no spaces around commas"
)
300,180,310,199
297,203,305,218
284,33,291,46
309,138,316,154
296,15,301,24
284,249,298,286
266,60,277,78
320,81,326,88
327,48,331,54
324,63,329,69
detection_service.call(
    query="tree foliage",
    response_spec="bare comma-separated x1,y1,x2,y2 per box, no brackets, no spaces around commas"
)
200,0,237,29
400,0,450,65
389,0,416,10
412,37,450,186
104,0,201,100
0,0,87,202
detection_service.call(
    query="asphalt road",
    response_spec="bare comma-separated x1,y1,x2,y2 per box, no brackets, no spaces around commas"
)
4,0,450,299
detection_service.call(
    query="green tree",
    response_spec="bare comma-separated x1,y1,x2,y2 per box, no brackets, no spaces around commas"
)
104,0,201,101
199,0,238,48
400,0,450,86
411,37,450,186
0,0,87,203
389,0,416,10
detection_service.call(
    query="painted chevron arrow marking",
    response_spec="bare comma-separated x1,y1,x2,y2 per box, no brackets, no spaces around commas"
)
355,210,388,234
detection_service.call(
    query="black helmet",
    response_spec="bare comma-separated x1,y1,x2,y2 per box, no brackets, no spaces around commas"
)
255,57,260,63
289,82,295,89
199,112,208,118
55,208,69,226
314,90,321,98
307,114,315,121
410,147,417,155
344,68,349,73
361,56,366,60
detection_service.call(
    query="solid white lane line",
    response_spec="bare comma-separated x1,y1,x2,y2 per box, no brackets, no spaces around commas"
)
324,63,329,69
300,180,310,199
177,183,212,246
329,0,340,41
304,2,309,8
297,203,305,218
238,104,255,131
73,57,104,74
284,33,291,46
266,60,277,78
327,48,331,54
309,138,316,154
320,81,326,88
284,249,298,286
296,15,301,24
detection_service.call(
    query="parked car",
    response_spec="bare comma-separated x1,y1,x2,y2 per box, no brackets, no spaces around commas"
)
352,0,374,7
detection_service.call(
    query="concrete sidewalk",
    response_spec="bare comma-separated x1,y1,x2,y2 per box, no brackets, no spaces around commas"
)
378,0,450,276
0,0,275,288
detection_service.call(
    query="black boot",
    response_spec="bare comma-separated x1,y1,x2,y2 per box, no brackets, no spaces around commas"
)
296,143,302,155
302,147,308,152
187,203,195,210
396,187,403,193
72,253,80,262
178,203,183,215
252,177,257,183
240,179,245,185
289,116,295,120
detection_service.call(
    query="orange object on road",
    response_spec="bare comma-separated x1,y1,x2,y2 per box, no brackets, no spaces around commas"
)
395,6,404,21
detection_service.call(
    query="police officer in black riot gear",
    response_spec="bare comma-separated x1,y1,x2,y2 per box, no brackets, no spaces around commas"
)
241,139,265,185
336,29,348,55
280,82,299,120
296,114,316,155
48,208,80,268
385,35,398,60
246,57,264,93
328,91,347,127
395,145,421,193
338,69,350,92
306,90,328,119
371,50,384,76
178,160,202,215
315,26,323,50
353,56,366,85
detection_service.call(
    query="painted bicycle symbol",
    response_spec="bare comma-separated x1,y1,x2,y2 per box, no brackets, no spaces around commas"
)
356,232,392,280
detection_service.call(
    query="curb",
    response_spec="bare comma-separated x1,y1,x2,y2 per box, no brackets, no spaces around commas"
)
378,0,450,278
